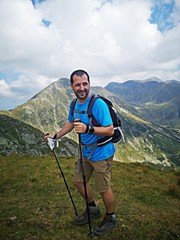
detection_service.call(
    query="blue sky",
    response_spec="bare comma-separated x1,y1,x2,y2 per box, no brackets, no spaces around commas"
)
150,0,176,31
0,0,180,110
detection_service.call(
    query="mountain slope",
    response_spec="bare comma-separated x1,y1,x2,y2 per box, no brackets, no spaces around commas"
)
105,79,180,128
3,78,74,134
105,79,180,103
0,114,78,157
1,78,179,168
0,114,49,156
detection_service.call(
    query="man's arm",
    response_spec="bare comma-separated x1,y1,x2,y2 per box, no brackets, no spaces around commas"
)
91,125,114,136
44,121,74,140
73,122,114,136
56,121,74,139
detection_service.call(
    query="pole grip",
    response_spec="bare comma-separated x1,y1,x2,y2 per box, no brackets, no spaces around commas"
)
74,118,81,123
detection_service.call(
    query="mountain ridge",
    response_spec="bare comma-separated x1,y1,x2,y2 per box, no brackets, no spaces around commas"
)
105,79,180,128
0,78,179,168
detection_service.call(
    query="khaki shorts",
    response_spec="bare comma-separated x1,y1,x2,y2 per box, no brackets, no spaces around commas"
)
72,156,114,193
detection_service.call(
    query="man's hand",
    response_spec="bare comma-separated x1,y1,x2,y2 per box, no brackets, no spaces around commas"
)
44,133,53,141
73,121,88,134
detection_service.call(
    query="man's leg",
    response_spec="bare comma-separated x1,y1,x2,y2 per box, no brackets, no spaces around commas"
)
93,188,116,236
72,158,101,225
92,157,117,236
73,181,101,225
73,181,94,203
100,187,115,214
72,157,95,203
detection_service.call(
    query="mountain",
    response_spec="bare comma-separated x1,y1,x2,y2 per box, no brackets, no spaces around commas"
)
105,79,180,128
0,114,78,157
2,78,73,134
1,78,180,168
0,114,49,156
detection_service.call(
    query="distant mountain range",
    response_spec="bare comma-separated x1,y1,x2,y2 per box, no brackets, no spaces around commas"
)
105,79,180,128
0,78,179,168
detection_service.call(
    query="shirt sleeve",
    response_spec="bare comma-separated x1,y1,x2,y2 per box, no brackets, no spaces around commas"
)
92,98,113,126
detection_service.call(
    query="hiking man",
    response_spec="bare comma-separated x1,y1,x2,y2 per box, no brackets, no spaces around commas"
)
44,69,117,236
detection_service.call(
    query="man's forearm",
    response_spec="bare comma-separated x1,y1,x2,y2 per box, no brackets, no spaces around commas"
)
92,125,114,136
56,121,74,139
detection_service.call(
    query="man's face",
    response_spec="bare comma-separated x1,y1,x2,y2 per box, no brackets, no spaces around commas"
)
71,74,90,101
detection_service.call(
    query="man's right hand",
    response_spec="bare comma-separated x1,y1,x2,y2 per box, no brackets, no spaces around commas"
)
44,133,53,141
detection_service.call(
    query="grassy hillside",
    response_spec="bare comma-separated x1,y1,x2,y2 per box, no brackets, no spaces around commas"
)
1,155,180,240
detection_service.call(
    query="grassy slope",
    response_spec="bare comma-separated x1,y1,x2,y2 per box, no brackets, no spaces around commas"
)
0,155,180,240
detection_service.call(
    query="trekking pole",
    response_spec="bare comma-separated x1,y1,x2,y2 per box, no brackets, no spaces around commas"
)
74,119,93,238
47,138,78,218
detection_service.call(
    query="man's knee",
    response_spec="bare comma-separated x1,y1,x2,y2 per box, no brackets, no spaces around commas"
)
72,178,83,188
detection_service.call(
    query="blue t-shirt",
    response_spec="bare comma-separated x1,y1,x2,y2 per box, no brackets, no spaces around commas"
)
68,95,116,161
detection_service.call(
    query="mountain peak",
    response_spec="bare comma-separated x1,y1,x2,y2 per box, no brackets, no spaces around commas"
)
145,77,162,82
56,78,70,87
30,78,70,100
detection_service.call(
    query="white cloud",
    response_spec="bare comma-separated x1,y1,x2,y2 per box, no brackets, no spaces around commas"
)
0,79,15,97
0,0,179,109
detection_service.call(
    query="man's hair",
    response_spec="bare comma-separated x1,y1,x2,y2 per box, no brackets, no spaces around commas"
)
70,69,90,84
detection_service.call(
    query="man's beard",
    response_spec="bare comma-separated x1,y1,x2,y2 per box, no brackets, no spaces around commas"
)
75,89,90,100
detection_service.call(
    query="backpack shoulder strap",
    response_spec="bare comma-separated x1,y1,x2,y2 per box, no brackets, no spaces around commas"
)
71,98,77,117
87,94,100,126
71,98,89,120
71,95,102,125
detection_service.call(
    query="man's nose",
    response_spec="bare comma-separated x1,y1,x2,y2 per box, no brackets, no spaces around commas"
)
79,84,85,90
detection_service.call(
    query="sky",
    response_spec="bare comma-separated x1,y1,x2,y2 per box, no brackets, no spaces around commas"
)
0,0,180,110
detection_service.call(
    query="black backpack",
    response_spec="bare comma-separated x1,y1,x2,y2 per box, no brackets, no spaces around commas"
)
71,94,124,146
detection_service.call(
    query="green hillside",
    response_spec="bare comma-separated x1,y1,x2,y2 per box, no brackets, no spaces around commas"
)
0,155,179,240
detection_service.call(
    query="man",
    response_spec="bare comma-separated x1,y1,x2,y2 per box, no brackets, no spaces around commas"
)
44,69,116,236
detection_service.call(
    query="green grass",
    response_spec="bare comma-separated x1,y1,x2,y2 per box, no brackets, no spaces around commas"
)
0,154,180,240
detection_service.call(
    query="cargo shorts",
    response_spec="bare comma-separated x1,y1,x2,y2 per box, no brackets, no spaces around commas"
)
72,156,114,193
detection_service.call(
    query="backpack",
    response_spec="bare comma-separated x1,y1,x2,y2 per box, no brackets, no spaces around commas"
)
71,94,124,146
